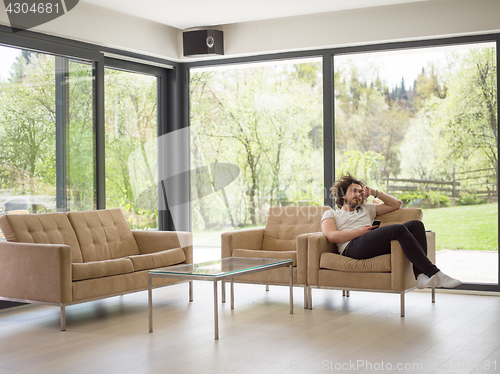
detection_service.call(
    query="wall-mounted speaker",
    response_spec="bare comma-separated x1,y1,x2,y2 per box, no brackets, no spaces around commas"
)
183,30,224,57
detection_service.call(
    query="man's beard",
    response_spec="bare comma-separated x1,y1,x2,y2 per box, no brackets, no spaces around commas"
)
346,197,365,209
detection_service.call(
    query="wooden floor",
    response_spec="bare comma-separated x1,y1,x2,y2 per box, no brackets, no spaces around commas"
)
0,283,499,374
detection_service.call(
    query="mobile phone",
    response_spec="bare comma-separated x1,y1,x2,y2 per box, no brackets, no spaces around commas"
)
372,220,381,229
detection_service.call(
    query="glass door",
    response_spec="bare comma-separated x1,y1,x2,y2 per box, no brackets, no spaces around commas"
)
334,42,498,286
190,58,324,261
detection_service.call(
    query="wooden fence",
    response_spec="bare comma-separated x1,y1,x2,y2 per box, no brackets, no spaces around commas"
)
382,167,497,201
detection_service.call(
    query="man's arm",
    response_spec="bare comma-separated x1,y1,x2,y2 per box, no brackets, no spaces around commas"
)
363,186,403,215
321,218,374,244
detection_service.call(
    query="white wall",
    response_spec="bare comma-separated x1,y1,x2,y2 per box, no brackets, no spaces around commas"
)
0,2,179,60
1,0,499,61
210,0,500,61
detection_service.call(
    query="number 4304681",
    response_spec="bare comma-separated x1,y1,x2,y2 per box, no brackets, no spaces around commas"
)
5,2,60,14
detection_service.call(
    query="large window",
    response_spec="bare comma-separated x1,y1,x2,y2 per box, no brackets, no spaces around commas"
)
0,29,498,292
66,59,95,211
334,42,498,285
190,58,323,249
0,45,94,214
104,68,159,229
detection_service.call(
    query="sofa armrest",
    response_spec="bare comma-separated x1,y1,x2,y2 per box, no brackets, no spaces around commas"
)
0,242,72,303
426,231,436,264
221,228,265,258
296,232,320,285
390,241,414,291
132,230,193,264
307,233,335,286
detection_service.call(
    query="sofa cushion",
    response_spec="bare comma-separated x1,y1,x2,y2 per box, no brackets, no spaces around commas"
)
0,212,83,263
127,247,186,271
72,258,134,281
320,252,391,273
262,206,330,252
232,248,297,266
67,209,140,262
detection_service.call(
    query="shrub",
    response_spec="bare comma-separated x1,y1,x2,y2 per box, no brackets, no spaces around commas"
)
396,190,450,207
458,190,486,205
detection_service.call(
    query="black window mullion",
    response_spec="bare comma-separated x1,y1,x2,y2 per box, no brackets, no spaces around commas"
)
93,57,105,210
323,53,334,207
55,56,68,212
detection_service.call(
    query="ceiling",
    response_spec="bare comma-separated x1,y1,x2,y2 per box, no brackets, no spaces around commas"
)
80,0,430,30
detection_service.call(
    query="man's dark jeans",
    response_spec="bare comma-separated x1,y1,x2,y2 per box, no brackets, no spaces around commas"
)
344,220,439,278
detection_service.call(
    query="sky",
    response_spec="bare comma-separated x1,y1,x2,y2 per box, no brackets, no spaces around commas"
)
335,41,496,89
0,45,20,81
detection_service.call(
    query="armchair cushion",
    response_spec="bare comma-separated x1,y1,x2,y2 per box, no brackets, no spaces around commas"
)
320,252,391,273
262,206,329,251
377,208,423,226
232,248,297,266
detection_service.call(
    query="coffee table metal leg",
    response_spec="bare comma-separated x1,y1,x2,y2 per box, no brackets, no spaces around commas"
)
290,265,293,314
214,280,219,340
189,280,193,302
231,278,234,309
148,275,153,333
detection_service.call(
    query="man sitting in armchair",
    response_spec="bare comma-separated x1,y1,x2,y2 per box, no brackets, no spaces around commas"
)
321,173,461,289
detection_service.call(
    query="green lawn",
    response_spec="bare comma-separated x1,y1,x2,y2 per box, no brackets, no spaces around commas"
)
422,203,498,251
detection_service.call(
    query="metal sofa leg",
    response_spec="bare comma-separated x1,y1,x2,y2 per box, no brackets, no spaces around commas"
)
400,293,405,317
266,284,269,291
432,287,435,303
60,305,66,331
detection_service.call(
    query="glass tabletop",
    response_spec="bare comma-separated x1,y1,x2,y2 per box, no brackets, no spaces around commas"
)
149,257,292,277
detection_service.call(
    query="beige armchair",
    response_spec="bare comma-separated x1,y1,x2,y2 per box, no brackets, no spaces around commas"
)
221,206,331,308
307,208,436,316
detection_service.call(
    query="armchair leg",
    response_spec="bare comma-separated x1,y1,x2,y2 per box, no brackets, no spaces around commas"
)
308,287,312,310
432,287,435,303
60,305,66,331
400,293,405,317
304,286,308,309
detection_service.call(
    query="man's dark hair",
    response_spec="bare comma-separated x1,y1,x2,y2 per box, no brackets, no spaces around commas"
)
331,173,365,209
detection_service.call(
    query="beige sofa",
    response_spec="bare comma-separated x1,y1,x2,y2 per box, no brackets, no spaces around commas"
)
0,209,193,330
307,208,436,316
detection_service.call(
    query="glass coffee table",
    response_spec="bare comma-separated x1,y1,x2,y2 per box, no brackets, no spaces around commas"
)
148,257,293,339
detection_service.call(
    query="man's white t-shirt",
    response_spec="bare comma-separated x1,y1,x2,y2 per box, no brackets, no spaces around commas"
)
321,204,377,255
